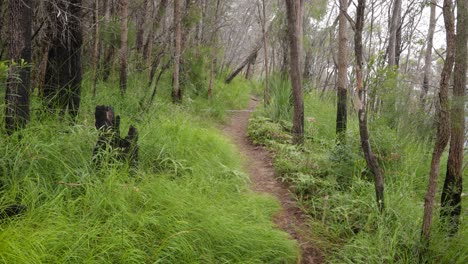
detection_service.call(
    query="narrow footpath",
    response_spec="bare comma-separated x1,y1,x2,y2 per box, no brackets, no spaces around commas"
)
222,98,323,264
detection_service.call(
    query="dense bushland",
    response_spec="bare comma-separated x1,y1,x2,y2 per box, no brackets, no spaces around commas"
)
248,77,468,263
0,72,299,263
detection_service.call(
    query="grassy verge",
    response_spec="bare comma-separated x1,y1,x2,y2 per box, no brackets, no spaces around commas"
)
248,83,467,263
0,73,299,263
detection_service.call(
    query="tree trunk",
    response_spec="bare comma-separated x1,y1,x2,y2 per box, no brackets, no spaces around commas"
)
421,0,436,106
420,0,455,251
119,0,129,95
173,0,183,103
259,0,270,105
143,0,168,66
92,0,100,98
285,0,304,145
354,0,385,212
388,0,402,67
101,0,114,82
440,0,466,236
335,0,348,142
135,0,148,54
44,0,83,120
245,52,257,80
5,0,32,134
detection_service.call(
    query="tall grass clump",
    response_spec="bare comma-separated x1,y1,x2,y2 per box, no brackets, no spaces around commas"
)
265,76,292,122
0,70,299,263
248,81,468,263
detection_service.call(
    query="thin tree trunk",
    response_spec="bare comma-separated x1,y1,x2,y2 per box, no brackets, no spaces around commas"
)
101,0,114,82
245,52,257,80
119,0,128,95
173,0,183,103
354,0,385,213
388,0,402,67
92,0,100,98
336,0,348,142
420,0,455,251
144,0,168,78
440,0,466,236
285,0,304,145
5,0,32,134
421,0,436,106
259,0,270,105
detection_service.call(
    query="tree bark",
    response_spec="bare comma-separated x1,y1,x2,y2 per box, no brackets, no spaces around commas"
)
388,0,402,67
259,0,270,105
5,0,32,134
420,0,455,250
285,0,304,145
173,0,183,103
354,0,385,212
119,0,129,95
440,0,467,236
43,0,83,120
92,0,100,98
335,0,348,142
421,0,436,106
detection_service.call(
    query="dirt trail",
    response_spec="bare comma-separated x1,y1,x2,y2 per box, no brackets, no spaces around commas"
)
222,98,323,264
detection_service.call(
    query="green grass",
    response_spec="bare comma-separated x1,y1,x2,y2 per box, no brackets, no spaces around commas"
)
248,78,468,264
0,71,299,263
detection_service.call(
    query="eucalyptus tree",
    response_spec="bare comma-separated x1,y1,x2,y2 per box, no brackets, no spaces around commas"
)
421,0,455,250
285,0,304,144
441,0,467,236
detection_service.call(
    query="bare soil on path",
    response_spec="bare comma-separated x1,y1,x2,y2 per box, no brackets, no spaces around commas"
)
222,98,324,264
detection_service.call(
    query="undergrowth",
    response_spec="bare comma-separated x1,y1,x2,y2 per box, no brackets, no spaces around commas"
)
0,72,299,263
248,78,467,263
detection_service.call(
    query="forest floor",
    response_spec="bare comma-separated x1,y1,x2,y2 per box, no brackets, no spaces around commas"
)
222,98,324,264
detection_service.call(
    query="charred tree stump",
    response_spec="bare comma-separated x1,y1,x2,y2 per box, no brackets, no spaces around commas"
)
92,106,138,170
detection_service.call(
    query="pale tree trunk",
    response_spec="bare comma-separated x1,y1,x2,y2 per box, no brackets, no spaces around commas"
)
173,0,183,103
119,0,128,95
92,0,100,98
354,0,385,213
208,0,221,100
285,0,304,145
440,0,467,236
5,0,32,134
335,0,348,142
420,0,455,251
258,0,270,105
421,0,436,106
388,0,401,67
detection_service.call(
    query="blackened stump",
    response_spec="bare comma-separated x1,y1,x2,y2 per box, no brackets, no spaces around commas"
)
93,106,138,170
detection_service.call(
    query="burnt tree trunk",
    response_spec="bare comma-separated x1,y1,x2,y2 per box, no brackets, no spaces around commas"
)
43,0,82,120
91,0,100,97
93,106,138,169
440,0,467,236
5,0,33,135
119,0,128,95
